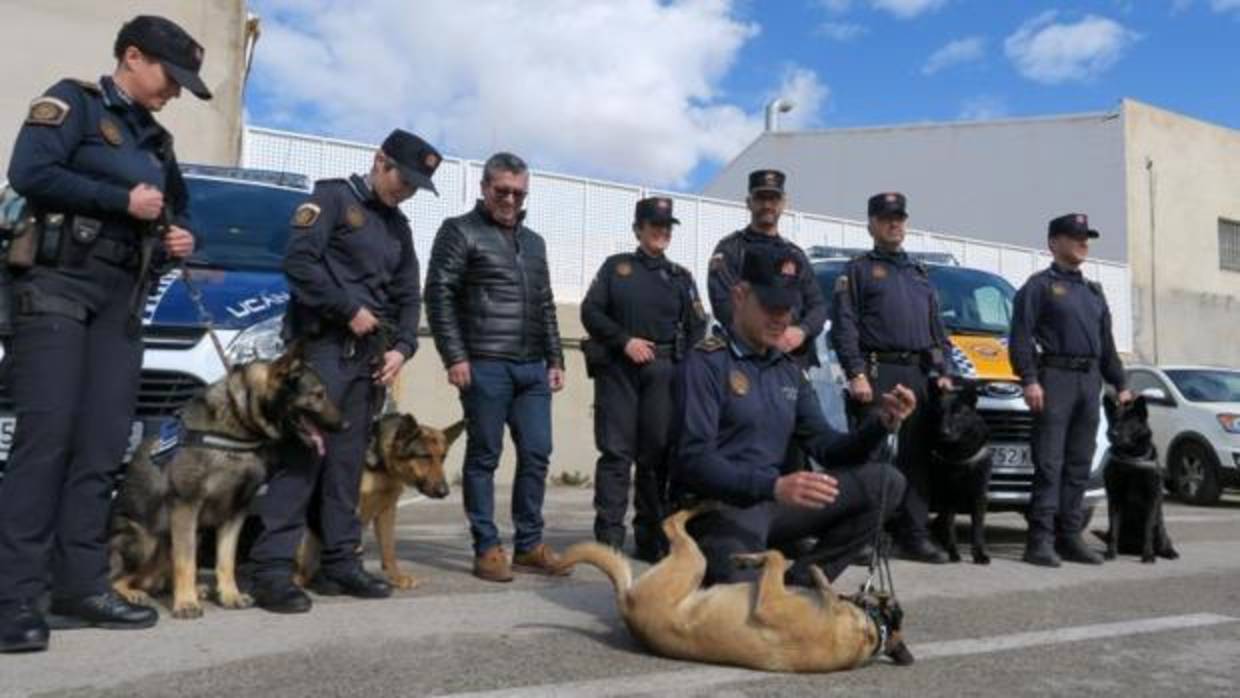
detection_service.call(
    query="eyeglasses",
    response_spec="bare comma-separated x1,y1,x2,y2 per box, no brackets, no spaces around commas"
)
489,186,528,201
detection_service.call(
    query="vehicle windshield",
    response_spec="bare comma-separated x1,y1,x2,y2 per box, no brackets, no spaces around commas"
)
184,177,305,272
1164,369,1240,403
813,261,1016,336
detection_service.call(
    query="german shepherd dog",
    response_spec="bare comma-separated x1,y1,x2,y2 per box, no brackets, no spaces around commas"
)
1099,395,1178,563
556,506,912,673
928,381,993,564
108,346,343,619
295,413,464,590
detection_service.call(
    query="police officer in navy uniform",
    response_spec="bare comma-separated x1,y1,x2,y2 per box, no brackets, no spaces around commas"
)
829,192,954,564
247,129,439,613
671,246,914,586
1010,213,1131,567
0,15,204,652
581,196,707,562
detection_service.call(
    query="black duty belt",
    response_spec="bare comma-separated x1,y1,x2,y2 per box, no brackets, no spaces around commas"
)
866,350,923,366
91,237,139,268
653,342,676,358
14,289,88,322
1039,354,1097,371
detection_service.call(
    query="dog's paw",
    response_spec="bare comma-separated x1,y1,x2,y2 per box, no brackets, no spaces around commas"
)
216,590,254,610
947,550,962,563
1141,554,1157,564
1104,550,1117,560
172,600,204,620
115,587,154,607
387,573,421,590
971,551,991,565
1160,548,1180,560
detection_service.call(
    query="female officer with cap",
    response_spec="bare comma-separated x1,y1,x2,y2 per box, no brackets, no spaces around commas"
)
581,197,707,562
0,15,204,652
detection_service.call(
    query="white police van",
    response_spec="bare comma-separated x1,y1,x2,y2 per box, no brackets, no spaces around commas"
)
0,165,306,476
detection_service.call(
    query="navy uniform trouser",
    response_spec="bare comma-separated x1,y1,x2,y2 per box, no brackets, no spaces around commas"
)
591,356,675,550
687,461,906,586
0,274,143,603
250,336,379,581
848,362,933,542
1029,366,1101,540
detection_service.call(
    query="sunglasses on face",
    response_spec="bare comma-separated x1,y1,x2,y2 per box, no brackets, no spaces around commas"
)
488,186,528,201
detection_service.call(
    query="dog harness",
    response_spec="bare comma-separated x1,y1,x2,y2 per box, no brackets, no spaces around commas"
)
149,417,265,467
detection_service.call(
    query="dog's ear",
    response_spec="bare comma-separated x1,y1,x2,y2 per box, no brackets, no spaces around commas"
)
1103,392,1119,423
395,413,421,443
443,419,466,446
1131,395,1148,420
269,342,304,381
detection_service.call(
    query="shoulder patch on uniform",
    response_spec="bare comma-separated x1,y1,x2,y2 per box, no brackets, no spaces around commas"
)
26,96,69,126
833,275,849,293
345,204,366,230
68,79,101,94
615,260,632,277
292,203,322,228
696,335,727,352
709,253,725,271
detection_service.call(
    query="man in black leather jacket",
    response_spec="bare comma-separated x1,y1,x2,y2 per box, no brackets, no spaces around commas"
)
424,152,567,582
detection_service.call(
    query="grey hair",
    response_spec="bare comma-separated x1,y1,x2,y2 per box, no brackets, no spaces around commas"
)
482,152,528,183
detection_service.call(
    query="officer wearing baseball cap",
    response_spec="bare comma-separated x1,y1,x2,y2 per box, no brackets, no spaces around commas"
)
0,14,208,652
1010,213,1130,567
669,245,915,587
830,192,955,564
581,197,707,562
248,128,441,613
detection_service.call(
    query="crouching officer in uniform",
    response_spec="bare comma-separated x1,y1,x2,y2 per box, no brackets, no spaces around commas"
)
0,15,205,653
671,246,915,586
830,192,955,564
247,129,439,613
1010,213,1131,567
581,197,707,562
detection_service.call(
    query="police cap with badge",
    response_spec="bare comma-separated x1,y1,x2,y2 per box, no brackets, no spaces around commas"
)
748,169,786,195
868,192,908,219
115,15,212,100
1048,213,1100,239
382,129,442,196
634,196,680,226
741,245,800,310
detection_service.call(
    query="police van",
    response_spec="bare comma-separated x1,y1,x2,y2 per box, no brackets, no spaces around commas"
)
0,164,307,476
805,246,1108,520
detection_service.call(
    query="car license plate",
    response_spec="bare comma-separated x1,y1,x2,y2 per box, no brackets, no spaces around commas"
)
1,417,144,462
991,444,1032,469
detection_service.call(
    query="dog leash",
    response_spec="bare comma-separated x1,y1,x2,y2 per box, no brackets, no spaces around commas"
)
862,431,900,599
178,260,233,372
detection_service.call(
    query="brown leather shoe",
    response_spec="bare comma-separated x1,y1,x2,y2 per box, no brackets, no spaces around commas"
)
473,546,514,583
513,543,571,576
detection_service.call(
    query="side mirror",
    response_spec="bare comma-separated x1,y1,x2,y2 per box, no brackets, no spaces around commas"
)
1139,387,1174,407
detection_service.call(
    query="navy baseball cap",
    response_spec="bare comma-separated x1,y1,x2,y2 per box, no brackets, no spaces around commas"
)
634,196,679,226
741,247,800,310
381,129,442,196
115,15,211,100
1048,213,1099,239
868,192,908,218
748,169,786,195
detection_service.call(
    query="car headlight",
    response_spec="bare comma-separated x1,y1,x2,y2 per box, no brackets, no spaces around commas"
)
226,314,285,365
1217,414,1240,434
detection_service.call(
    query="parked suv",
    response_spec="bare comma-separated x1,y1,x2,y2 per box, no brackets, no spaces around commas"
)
804,247,1109,518
0,165,306,476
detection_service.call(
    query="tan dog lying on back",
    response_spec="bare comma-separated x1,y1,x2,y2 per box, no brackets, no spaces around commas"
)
557,506,910,673
297,413,464,589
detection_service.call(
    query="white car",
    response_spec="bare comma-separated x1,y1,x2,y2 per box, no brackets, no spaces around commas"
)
1125,365,1240,505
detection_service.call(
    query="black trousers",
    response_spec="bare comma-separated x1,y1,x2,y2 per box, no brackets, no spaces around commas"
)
591,357,675,551
1030,367,1101,539
687,461,905,586
848,362,933,542
249,335,380,581
0,273,143,603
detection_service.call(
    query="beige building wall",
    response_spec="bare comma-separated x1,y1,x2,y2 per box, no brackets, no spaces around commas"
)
1122,99,1240,367
0,0,249,175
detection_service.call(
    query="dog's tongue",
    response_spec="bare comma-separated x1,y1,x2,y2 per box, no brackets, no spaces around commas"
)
301,417,326,457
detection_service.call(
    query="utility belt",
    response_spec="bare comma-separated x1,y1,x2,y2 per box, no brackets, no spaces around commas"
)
862,349,931,377
1038,354,1097,372
4,211,138,271
581,337,680,379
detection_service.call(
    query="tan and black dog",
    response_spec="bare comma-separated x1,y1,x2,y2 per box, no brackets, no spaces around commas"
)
557,506,912,673
296,413,464,590
109,346,343,619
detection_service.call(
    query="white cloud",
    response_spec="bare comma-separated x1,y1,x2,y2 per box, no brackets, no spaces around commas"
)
1212,0,1240,13
816,21,868,41
1003,11,1140,84
958,95,1008,121
922,36,985,75
250,0,824,188
871,0,948,19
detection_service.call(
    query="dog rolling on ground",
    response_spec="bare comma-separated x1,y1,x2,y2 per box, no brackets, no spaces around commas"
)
295,413,465,590
928,382,993,564
556,505,912,673
109,346,343,618
1099,395,1178,563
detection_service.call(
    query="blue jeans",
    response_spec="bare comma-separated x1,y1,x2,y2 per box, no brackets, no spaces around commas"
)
460,359,553,555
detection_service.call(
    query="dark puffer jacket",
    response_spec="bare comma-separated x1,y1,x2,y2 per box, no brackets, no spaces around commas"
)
425,202,564,369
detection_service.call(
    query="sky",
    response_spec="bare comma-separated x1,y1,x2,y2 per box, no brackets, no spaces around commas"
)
246,0,1237,192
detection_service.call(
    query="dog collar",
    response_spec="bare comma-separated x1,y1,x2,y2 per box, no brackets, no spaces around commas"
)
182,429,265,452
932,446,992,467
1108,447,1157,468
864,605,888,658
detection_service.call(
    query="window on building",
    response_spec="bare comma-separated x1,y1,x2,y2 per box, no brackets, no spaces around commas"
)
1221,218,1240,272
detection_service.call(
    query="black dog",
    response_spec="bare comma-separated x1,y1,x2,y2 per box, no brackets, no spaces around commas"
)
1099,395,1178,563
928,382,993,565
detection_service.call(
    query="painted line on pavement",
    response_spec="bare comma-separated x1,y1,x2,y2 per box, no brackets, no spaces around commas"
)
397,494,427,508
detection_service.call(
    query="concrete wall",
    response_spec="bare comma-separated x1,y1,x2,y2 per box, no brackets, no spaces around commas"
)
1121,100,1240,366
703,113,1129,262
0,0,248,175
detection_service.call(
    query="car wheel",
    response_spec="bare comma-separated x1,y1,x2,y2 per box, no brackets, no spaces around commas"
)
1170,440,1222,506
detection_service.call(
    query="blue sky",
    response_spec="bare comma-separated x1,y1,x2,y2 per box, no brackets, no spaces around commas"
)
247,0,1236,192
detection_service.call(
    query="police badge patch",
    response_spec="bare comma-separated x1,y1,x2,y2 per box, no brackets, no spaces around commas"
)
729,370,750,396
616,261,632,277
710,253,724,272
346,205,366,229
291,203,322,228
100,119,123,146
872,265,888,280
26,96,69,126
1051,282,1068,297
834,275,849,293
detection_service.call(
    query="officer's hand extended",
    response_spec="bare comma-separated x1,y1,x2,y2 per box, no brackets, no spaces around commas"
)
849,374,873,404
1024,383,1045,412
349,307,379,336
776,326,806,354
374,350,404,386
878,384,917,431
162,225,195,259
624,338,655,364
1117,389,1135,405
128,183,165,221
548,366,566,392
936,376,955,392
774,471,839,509
447,361,472,389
